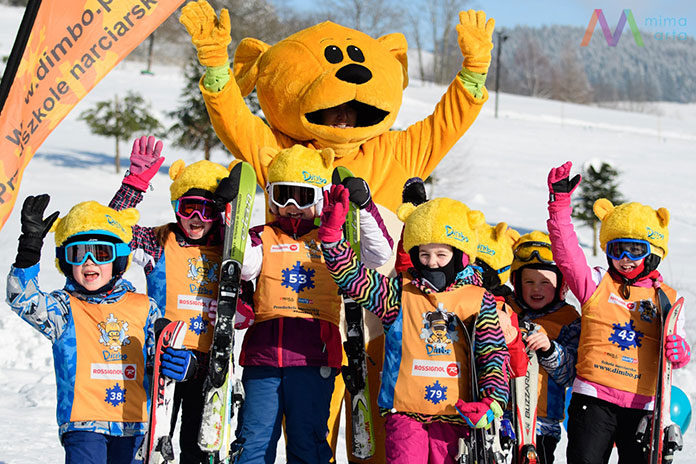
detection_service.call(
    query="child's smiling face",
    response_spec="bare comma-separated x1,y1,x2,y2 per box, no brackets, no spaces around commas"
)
520,268,557,310
72,259,113,291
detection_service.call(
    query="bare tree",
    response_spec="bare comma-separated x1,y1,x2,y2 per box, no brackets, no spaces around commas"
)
405,0,468,85
318,0,405,38
552,45,593,103
512,30,552,98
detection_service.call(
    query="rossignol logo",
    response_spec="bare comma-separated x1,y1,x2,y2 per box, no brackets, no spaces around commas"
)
608,293,637,311
477,244,495,256
647,227,664,240
302,171,327,186
445,225,468,242
91,363,137,380
177,294,215,312
411,359,460,378
270,243,300,253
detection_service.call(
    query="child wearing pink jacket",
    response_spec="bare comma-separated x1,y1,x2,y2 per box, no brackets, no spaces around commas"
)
546,161,689,464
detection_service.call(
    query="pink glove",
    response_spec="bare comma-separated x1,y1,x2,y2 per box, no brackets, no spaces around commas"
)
454,397,503,429
547,161,581,206
666,334,691,369
234,299,255,330
123,135,165,191
318,184,350,243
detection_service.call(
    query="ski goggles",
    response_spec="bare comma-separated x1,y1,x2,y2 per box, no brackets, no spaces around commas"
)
269,182,322,209
62,241,131,266
606,239,651,261
513,241,554,264
172,196,219,222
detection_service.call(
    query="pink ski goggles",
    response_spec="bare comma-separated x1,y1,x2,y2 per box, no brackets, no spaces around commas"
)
172,196,219,222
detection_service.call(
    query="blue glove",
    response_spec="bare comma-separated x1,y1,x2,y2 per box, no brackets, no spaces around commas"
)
160,347,197,382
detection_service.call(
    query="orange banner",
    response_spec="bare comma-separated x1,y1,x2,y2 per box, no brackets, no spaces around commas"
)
0,0,184,229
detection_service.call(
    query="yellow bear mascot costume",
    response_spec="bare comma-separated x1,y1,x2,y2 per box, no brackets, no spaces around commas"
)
180,3,495,462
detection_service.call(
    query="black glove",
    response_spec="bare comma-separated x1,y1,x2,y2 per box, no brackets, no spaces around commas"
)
213,164,241,210
14,194,59,268
340,177,371,209
402,177,427,206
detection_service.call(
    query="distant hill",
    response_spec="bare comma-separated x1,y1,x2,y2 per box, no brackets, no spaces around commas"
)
489,25,696,104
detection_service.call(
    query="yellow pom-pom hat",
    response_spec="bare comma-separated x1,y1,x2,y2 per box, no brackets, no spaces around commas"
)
594,198,669,258
169,159,230,202
51,201,139,277
397,197,485,264
475,222,520,286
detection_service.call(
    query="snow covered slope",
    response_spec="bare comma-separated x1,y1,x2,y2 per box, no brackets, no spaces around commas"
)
1,4,695,463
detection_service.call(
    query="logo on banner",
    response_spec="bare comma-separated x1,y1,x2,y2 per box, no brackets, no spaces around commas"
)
270,243,299,253
186,255,218,289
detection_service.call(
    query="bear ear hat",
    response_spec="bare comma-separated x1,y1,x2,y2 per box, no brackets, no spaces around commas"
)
593,198,614,221
169,159,187,181
397,202,417,223
319,148,335,168
656,207,670,227
234,38,272,97
378,32,409,89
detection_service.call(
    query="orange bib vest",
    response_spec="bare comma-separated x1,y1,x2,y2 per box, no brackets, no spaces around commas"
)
509,300,579,420
69,293,150,423
163,232,221,351
386,282,486,416
576,274,676,396
254,226,341,326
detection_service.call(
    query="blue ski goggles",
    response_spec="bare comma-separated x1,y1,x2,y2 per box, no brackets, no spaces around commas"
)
61,241,131,266
606,239,651,261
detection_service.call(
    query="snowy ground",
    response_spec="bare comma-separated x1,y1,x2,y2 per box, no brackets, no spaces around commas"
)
1,4,695,463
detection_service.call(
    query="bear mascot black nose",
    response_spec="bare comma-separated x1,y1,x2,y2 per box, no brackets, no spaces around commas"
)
335,64,372,84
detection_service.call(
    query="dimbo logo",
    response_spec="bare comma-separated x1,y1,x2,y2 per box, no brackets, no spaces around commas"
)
105,214,125,232
444,225,468,242
302,171,327,186
647,227,664,241
477,244,495,256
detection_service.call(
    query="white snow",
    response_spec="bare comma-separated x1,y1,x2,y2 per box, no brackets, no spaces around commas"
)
1,4,695,463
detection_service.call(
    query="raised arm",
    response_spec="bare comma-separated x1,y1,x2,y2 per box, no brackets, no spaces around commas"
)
546,162,598,304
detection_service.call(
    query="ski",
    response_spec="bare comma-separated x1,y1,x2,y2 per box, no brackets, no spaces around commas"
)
332,166,376,459
647,294,684,464
197,161,257,463
139,319,187,464
512,320,540,464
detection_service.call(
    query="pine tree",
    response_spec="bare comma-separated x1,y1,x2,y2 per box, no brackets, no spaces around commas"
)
168,53,222,161
168,53,266,161
572,161,624,256
79,91,161,173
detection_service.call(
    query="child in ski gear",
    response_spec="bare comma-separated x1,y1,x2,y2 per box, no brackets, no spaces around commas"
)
109,136,241,463
474,222,528,379
6,196,161,464
546,161,690,464
321,195,509,463
235,145,392,463
507,231,580,464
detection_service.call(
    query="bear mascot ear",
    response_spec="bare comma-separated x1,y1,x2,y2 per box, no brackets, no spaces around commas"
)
377,33,409,89
234,38,272,97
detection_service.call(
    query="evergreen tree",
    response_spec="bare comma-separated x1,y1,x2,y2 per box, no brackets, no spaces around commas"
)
168,53,266,161
79,91,161,173
572,161,624,256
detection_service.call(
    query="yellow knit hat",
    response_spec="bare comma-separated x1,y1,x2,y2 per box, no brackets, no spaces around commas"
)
51,201,139,247
594,198,669,257
266,145,334,187
169,159,230,201
511,231,554,275
397,198,485,263
476,222,520,285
